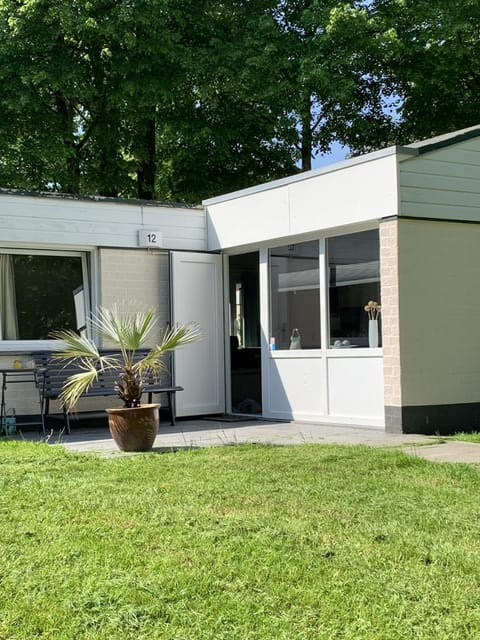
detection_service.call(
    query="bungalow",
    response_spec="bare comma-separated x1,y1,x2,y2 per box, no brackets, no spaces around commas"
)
1,125,480,434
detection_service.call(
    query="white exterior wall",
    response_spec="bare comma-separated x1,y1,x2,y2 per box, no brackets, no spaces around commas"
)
207,155,396,427
0,192,206,421
206,153,399,250
399,138,480,221
264,352,384,425
0,192,206,250
252,217,387,426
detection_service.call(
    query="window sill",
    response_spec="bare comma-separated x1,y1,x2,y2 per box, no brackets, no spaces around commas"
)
326,347,382,357
0,340,62,354
269,347,383,359
269,349,321,359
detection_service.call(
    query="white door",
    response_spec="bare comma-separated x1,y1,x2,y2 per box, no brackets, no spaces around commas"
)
170,251,225,416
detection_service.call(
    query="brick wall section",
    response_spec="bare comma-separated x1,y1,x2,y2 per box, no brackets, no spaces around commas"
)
99,249,170,347
379,219,402,425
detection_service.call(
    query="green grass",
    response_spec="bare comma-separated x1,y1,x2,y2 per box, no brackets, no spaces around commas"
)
0,441,479,639
450,432,480,444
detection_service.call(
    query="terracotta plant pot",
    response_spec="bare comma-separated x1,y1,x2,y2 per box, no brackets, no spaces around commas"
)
106,403,160,452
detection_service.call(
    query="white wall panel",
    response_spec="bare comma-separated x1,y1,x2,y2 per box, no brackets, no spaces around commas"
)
266,356,324,421
206,154,398,251
327,355,384,422
206,188,290,250
288,155,398,234
0,194,206,250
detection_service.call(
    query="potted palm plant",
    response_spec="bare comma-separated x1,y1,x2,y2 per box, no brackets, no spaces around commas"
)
51,306,200,451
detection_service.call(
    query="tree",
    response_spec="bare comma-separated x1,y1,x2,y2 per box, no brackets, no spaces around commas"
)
153,0,299,202
324,0,480,152
0,0,182,197
3,0,478,202
0,0,299,201
385,0,480,141
259,0,396,170
0,0,128,194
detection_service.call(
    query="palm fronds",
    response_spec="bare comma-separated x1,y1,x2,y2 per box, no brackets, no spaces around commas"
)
58,361,100,409
51,307,201,410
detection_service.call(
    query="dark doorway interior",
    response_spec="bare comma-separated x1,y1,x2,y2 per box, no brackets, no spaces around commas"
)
229,252,262,414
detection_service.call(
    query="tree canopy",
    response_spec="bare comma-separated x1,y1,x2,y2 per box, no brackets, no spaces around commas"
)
0,0,479,203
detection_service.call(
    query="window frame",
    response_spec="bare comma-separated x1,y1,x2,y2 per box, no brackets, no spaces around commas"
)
0,248,91,352
326,229,381,349
266,226,381,356
268,239,322,352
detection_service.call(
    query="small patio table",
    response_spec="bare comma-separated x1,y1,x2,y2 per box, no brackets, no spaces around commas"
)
0,368,40,434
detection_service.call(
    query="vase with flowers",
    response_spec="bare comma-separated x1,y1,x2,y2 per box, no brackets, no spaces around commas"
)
364,300,381,348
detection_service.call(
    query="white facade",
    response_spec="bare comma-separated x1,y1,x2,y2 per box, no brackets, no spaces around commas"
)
0,192,208,418
2,125,480,433
205,151,397,427
206,150,400,251
0,192,206,250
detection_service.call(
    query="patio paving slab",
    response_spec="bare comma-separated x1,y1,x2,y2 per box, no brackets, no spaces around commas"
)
15,419,480,463
402,441,480,464
23,418,431,453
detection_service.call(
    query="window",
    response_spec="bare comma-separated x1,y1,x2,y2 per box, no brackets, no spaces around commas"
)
269,240,320,350
327,230,381,348
0,252,87,341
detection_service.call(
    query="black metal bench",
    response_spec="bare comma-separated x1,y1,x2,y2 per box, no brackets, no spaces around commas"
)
33,351,182,435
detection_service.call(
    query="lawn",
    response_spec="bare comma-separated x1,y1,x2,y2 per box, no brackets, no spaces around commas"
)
0,441,479,640
451,432,480,444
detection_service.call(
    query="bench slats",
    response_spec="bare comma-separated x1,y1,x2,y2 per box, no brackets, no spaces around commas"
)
33,350,182,435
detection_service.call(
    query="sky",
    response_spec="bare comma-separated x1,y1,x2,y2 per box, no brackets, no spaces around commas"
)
311,141,350,169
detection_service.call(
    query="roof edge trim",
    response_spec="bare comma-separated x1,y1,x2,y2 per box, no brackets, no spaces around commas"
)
0,187,203,210
204,145,404,206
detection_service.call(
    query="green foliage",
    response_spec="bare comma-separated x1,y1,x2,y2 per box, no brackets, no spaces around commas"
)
0,442,479,638
325,0,480,151
1,0,480,200
0,0,299,201
51,306,200,409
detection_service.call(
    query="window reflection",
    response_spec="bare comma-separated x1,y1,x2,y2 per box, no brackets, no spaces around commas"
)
327,230,381,348
269,240,321,350
0,253,84,340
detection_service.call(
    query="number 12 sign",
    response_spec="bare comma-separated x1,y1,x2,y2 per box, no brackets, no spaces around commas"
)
138,230,163,248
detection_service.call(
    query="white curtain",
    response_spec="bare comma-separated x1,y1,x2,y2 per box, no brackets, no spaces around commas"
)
0,254,18,339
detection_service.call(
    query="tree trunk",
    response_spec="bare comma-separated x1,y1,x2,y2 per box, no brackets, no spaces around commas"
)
137,118,157,200
55,94,80,194
300,96,313,172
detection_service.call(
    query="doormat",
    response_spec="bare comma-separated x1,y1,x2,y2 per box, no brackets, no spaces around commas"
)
201,414,259,423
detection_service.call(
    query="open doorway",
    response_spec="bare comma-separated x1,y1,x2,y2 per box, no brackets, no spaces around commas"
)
229,252,262,414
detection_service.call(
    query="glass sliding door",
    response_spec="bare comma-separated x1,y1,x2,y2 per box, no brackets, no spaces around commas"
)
229,252,262,414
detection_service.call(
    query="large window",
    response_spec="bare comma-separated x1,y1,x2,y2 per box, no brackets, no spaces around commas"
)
327,230,381,348
0,252,86,341
269,240,320,350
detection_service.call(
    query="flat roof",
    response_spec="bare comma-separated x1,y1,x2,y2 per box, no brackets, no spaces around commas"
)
204,124,480,207
0,187,202,210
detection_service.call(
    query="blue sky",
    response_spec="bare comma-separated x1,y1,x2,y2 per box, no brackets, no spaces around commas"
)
312,141,349,169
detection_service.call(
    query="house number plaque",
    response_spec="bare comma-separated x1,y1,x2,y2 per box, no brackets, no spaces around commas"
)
138,230,163,248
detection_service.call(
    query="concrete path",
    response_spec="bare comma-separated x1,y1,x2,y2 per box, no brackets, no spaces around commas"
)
403,441,480,464
18,417,480,463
